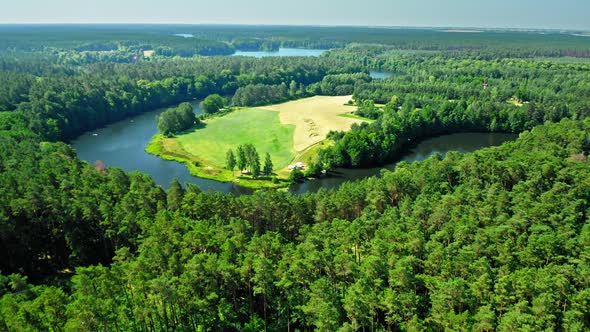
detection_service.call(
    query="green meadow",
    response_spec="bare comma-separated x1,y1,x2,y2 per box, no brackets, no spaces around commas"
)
176,108,296,170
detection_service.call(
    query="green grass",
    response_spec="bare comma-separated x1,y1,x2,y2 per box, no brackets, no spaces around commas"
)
176,108,296,170
338,113,375,122
146,134,292,190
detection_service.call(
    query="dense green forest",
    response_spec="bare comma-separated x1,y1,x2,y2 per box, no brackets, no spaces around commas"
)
1,25,590,331
2,25,590,61
0,55,362,140
315,52,590,168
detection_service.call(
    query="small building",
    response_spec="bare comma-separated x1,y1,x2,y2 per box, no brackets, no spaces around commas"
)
288,162,305,170
483,83,489,89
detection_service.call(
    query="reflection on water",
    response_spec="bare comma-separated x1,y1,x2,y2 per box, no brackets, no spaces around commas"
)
72,101,251,195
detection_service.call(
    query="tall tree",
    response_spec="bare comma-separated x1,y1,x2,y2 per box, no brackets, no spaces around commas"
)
237,145,247,172
263,152,273,175
167,178,185,211
289,80,298,97
226,149,236,171
252,153,261,176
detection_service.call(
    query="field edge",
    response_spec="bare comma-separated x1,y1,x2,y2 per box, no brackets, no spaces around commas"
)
145,134,292,190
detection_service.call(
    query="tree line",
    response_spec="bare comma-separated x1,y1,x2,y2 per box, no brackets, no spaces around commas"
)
226,144,273,176
313,52,590,169
231,80,309,107
0,55,363,141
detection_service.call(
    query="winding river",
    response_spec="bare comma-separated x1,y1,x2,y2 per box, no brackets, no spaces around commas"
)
71,103,517,194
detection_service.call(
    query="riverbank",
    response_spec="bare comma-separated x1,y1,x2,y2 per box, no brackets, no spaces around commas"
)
146,134,293,190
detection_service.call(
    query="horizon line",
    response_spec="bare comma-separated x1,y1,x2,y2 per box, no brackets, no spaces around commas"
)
0,22,588,32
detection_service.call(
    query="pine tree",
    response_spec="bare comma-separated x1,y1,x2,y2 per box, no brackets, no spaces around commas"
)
263,152,273,175
167,178,184,211
289,80,297,97
226,149,236,171
237,145,246,172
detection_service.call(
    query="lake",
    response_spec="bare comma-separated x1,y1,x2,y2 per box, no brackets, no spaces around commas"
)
72,106,517,195
232,48,325,58
370,71,393,79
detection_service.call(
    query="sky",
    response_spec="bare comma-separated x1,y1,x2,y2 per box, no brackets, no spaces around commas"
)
1,0,589,30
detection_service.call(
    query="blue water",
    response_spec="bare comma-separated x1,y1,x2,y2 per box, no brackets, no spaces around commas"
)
370,71,393,79
71,101,253,194
232,48,325,58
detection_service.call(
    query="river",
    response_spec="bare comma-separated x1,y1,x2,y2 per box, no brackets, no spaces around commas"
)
288,132,517,194
71,101,254,195
71,104,517,194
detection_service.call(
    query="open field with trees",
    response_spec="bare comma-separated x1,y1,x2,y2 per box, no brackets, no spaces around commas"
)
177,108,295,169
147,96,366,187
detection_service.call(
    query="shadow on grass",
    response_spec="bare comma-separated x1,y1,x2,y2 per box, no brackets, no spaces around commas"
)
176,122,208,135
236,174,291,183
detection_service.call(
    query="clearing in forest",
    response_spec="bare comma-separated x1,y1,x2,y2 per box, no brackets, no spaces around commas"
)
148,95,365,188
177,108,296,170
260,95,363,152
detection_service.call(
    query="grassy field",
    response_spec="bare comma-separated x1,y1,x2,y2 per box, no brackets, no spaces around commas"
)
339,113,375,121
260,95,363,151
147,95,365,188
177,108,296,170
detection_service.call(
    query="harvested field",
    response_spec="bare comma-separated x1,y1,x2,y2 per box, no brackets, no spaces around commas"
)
260,95,365,151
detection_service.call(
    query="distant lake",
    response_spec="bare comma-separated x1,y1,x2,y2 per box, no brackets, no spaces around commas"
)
174,33,194,38
370,71,393,79
232,48,325,58
72,104,517,194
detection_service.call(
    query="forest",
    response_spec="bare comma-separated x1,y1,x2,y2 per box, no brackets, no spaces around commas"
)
315,51,590,168
0,25,589,331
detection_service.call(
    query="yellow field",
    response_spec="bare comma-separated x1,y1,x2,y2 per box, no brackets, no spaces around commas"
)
260,95,364,152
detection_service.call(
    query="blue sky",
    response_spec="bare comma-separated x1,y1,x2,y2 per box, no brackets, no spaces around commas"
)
1,0,588,30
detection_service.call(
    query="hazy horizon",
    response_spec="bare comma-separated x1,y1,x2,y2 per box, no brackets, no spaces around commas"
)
0,23,587,33
2,0,589,31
